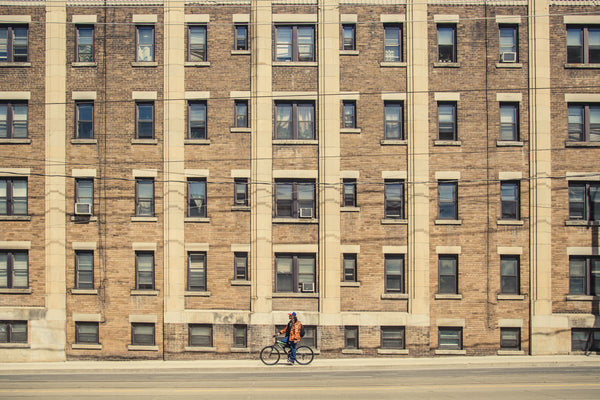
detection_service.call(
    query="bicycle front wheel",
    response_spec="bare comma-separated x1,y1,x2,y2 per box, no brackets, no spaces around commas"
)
259,345,281,365
294,345,314,365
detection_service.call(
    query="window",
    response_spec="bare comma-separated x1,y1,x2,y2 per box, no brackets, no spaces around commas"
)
0,178,27,216
131,323,155,346
437,25,456,63
188,25,207,61
568,104,600,142
76,25,94,62
0,321,27,343
299,325,316,347
499,25,517,63
500,181,520,220
438,255,458,294
136,102,154,139
385,254,404,293
0,102,28,138
234,252,248,280
188,101,206,139
136,26,154,62
385,180,404,218
275,181,315,219
381,326,405,349
500,328,520,350
342,179,357,207
500,103,519,141
342,24,355,51
187,179,206,218
188,252,207,291
439,327,462,350
342,100,356,129
343,253,357,282
233,324,247,348
569,256,600,296
438,102,457,140
275,254,316,293
275,25,315,62
0,251,28,288
235,24,248,51
438,180,458,220
135,178,154,217
75,250,94,289
568,182,600,221
572,329,600,352
75,322,99,344
0,25,28,62
75,178,94,213
135,251,154,290
275,102,315,140
567,26,600,64
344,326,358,349
189,324,212,347
234,178,248,207
234,100,248,128
500,255,520,295
384,102,403,139
383,25,402,62
76,102,93,139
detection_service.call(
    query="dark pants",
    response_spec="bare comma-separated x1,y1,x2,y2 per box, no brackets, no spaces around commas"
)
281,337,297,362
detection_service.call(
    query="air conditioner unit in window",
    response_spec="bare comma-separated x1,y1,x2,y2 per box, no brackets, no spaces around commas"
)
501,52,517,63
299,208,313,218
301,282,314,293
75,203,92,215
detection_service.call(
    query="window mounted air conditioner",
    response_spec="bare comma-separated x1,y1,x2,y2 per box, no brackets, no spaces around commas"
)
501,52,517,63
299,208,313,218
301,282,315,293
75,203,92,215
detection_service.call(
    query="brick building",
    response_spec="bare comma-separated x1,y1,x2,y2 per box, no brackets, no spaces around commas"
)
0,0,599,362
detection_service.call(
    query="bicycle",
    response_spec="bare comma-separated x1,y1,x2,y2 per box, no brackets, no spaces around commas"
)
260,335,314,365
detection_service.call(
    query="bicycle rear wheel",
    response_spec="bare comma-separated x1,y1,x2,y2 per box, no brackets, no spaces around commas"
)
260,345,281,365
294,345,314,365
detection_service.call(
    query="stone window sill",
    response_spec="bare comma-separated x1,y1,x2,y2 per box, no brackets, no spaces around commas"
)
340,128,361,134
340,50,359,56
378,348,409,355
130,290,159,296
131,216,158,222
231,206,250,212
342,348,364,354
184,217,210,223
497,220,524,226
131,62,158,67
185,291,211,297
70,216,98,222
435,349,466,355
381,293,408,300
0,343,30,349
71,139,97,145
565,220,600,226
341,281,360,287
273,217,317,224
496,63,523,69
341,206,360,213
497,294,525,301
184,61,210,67
381,139,407,145
71,289,98,295
272,139,318,145
0,62,31,68
566,295,598,301
131,139,158,145
496,140,524,147
272,292,318,298
0,288,32,294
434,140,461,146
231,50,250,56
230,347,251,353
230,280,251,286
72,62,97,68
72,344,102,350
184,139,210,145
565,63,600,69
565,141,600,148
128,345,159,351
435,219,462,225
380,61,407,68
381,218,407,225
435,293,462,300
434,62,460,68
0,139,31,144
273,61,318,67
0,215,31,221
497,350,524,355
185,346,216,352
230,127,251,133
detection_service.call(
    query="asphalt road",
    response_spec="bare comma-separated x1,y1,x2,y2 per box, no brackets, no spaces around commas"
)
1,365,599,400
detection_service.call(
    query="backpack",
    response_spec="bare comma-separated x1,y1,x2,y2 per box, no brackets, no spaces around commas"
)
299,323,305,338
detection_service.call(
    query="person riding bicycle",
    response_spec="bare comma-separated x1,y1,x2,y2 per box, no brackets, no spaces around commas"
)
276,312,301,364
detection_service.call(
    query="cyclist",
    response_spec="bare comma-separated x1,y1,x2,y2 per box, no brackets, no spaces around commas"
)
277,312,301,364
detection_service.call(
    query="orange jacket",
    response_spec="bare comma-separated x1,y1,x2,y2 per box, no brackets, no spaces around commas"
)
280,320,302,342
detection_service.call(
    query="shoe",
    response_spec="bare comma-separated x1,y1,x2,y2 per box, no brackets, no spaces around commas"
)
286,360,295,365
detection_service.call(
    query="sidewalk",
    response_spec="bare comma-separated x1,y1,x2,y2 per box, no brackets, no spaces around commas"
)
1,355,599,373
